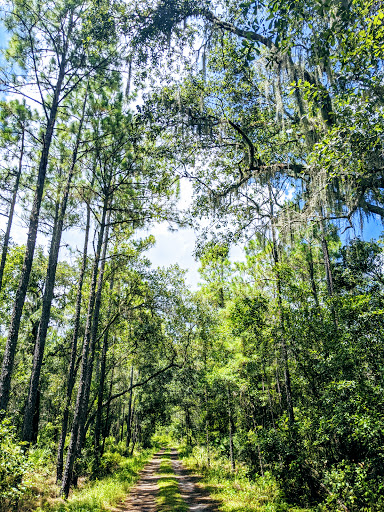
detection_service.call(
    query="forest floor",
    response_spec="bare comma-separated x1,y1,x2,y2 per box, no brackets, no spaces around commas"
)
109,448,218,512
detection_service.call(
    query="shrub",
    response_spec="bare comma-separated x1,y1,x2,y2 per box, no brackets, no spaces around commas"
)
99,451,124,476
0,418,30,511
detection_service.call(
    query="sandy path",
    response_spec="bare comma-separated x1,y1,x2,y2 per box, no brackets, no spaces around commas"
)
170,449,219,512
110,448,218,512
109,451,163,512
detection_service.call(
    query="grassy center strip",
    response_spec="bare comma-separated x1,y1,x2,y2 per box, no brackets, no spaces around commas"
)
156,451,188,512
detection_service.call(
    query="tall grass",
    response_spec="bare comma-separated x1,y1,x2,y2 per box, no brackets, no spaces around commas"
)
25,448,154,512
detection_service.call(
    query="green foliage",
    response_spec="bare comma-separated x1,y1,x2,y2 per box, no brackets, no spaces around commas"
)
0,419,29,510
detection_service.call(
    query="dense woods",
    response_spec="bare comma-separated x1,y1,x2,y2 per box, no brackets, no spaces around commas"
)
0,0,384,510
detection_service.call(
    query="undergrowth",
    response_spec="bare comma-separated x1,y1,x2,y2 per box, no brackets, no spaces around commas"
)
179,445,312,512
21,448,154,512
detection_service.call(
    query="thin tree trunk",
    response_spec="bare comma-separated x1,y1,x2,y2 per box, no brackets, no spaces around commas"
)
120,404,125,443
206,419,210,468
306,241,319,306
319,216,338,330
227,385,235,471
56,202,91,482
269,186,295,426
102,363,115,453
0,129,25,293
22,94,87,443
94,275,114,464
75,211,111,460
320,222,334,297
185,406,192,446
275,365,283,409
61,196,109,498
129,410,137,457
31,388,40,444
0,52,69,414
125,365,134,450
263,363,275,428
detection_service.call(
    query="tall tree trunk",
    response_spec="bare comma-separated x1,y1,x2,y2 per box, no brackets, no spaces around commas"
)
120,404,125,443
129,409,137,457
74,212,111,461
56,201,91,482
0,129,25,293
263,362,275,428
22,97,87,443
102,363,115,454
185,407,192,446
31,389,40,444
0,54,69,414
61,196,109,498
227,385,235,471
94,275,114,465
125,365,134,450
320,221,334,297
306,241,319,306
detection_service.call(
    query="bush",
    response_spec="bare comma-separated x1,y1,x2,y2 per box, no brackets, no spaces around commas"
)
103,437,127,455
0,418,30,511
99,451,124,476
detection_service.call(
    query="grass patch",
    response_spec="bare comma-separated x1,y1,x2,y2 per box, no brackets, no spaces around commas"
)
22,448,154,512
156,452,188,512
179,446,312,512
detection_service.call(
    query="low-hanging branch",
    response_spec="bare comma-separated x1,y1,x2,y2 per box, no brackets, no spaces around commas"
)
84,357,180,432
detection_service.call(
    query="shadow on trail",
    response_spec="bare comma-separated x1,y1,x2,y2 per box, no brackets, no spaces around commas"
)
170,448,220,512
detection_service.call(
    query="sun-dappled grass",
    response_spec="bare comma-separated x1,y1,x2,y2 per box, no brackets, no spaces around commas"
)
179,445,312,512
20,448,154,512
156,451,188,512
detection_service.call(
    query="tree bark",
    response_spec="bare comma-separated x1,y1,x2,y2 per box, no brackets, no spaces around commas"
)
102,362,115,453
306,241,319,306
75,211,110,457
120,404,125,443
320,224,334,297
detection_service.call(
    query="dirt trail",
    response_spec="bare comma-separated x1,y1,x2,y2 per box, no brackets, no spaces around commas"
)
110,449,218,512
109,451,163,512
170,448,219,512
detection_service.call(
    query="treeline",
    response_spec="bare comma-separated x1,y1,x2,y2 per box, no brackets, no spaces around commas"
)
1,0,384,510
